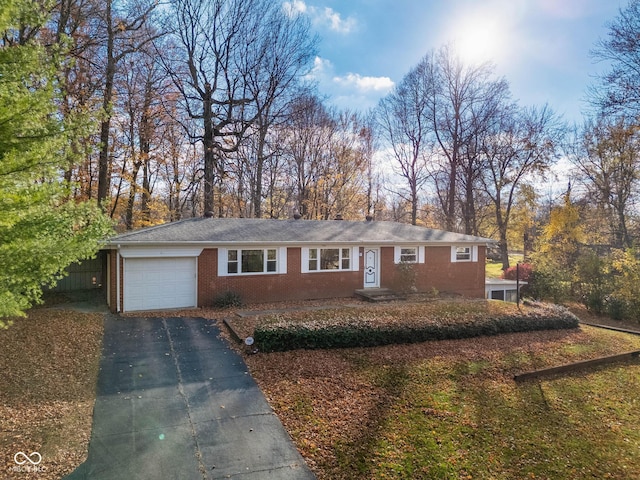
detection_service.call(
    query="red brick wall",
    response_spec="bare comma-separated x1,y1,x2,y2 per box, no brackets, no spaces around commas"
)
196,245,485,306
108,244,486,311
197,248,363,305
380,245,485,298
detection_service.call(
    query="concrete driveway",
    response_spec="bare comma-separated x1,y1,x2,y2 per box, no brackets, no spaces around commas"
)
65,316,314,480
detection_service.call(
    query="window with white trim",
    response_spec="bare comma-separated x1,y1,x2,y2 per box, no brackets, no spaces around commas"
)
400,247,418,263
226,248,278,275
451,245,478,263
456,246,471,261
305,247,351,271
394,246,425,264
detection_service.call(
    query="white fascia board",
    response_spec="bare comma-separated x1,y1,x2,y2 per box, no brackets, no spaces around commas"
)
111,240,492,249
119,246,204,258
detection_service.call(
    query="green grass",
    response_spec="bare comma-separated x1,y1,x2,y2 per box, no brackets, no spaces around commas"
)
486,254,524,278
328,327,640,479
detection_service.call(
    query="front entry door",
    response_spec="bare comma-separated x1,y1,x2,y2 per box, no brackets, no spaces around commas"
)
363,248,380,288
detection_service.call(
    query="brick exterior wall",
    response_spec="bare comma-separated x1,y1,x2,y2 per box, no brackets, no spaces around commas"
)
381,246,486,298
197,248,363,305
197,245,485,307
108,244,486,312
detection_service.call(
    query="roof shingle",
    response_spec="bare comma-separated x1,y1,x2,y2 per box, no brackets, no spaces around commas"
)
107,218,495,245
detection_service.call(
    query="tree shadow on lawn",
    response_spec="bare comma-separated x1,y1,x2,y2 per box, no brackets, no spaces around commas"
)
313,328,637,479
329,361,412,478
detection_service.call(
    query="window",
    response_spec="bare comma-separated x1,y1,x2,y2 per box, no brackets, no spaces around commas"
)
308,248,318,271
242,250,264,273
306,247,351,271
394,246,424,264
400,247,417,263
267,249,277,272
456,246,471,261
505,289,518,303
226,248,277,275
321,248,340,270
490,290,505,301
451,245,479,263
227,250,238,273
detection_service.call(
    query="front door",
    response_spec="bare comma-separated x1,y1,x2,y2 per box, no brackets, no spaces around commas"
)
363,248,380,288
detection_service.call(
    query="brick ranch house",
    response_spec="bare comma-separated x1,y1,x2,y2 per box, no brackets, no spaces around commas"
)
104,217,495,313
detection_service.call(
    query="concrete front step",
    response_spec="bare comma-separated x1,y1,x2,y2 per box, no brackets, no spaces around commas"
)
354,288,406,302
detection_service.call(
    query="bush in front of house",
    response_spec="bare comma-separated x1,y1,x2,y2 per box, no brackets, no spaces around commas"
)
212,291,243,308
253,301,579,352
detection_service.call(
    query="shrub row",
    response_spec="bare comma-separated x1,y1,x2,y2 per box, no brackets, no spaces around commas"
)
253,302,579,352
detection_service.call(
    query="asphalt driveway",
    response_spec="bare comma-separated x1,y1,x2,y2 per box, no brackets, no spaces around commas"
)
65,316,314,480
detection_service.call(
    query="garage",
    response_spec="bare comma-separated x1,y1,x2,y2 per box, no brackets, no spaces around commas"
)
123,257,197,312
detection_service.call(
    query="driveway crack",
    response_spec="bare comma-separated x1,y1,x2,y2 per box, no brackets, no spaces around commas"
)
163,318,208,480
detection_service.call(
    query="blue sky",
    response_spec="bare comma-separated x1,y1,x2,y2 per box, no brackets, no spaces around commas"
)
287,0,627,124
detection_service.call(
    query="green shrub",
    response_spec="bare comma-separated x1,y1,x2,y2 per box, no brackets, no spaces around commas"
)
253,302,579,352
605,296,626,321
212,291,243,309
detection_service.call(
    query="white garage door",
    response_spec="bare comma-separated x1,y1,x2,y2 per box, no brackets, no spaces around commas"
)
124,257,197,312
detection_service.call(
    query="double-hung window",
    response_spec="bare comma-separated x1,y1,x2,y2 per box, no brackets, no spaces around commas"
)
225,248,278,275
456,246,471,261
400,247,418,263
394,246,424,264
451,245,478,262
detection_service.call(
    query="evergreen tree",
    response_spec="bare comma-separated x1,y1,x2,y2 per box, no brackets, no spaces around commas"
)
0,0,112,323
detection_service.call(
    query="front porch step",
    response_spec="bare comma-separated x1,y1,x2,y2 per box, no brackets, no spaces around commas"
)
354,288,406,302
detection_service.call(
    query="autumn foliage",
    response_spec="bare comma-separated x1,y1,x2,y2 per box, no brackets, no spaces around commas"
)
501,263,533,282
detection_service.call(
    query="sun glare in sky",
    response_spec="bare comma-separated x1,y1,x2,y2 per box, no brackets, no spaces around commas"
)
453,13,507,65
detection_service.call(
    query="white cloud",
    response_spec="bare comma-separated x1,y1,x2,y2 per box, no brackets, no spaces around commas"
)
306,56,393,111
321,6,356,34
333,73,394,93
285,1,356,34
283,0,307,17
305,55,332,81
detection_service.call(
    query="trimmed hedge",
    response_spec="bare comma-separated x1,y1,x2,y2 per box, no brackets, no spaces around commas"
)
253,301,579,352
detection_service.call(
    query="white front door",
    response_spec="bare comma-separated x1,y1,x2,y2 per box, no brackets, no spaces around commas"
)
363,248,380,288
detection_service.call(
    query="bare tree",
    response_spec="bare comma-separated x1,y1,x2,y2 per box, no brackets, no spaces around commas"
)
590,0,640,116
376,61,432,225
161,0,312,216
426,45,510,233
241,7,317,217
480,104,563,269
95,0,160,208
570,116,640,249
115,49,166,229
281,95,335,218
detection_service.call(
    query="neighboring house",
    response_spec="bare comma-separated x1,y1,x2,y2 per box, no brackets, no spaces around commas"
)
104,217,495,313
485,278,527,303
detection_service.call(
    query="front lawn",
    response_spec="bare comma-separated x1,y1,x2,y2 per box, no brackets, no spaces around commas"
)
246,323,640,479
0,309,103,479
486,254,524,278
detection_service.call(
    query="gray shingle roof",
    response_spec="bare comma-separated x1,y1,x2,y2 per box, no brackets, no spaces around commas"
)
107,218,495,246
